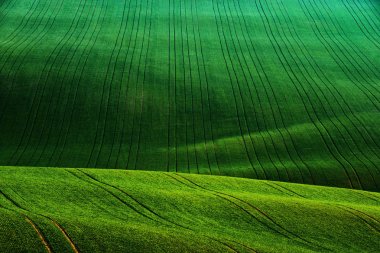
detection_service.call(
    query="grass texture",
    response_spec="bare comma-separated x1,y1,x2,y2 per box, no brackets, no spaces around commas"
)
0,0,379,190
0,166,379,252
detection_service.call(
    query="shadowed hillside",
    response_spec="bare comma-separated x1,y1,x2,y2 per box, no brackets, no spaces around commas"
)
0,0,379,190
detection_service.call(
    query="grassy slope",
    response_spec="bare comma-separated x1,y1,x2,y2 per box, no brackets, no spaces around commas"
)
0,0,379,190
0,166,379,252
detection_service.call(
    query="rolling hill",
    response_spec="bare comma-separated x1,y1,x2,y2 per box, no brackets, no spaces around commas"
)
0,166,379,252
0,0,379,190
1,0,380,252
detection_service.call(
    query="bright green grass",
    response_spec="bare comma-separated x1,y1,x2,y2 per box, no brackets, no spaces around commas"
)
0,0,379,190
0,166,379,252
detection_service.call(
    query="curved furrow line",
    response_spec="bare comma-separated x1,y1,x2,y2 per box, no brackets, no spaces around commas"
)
192,0,220,175
298,0,380,109
350,0,380,38
166,0,172,172
75,169,190,230
2,189,80,252
164,172,193,187
262,182,304,199
186,0,201,174
341,206,380,226
51,219,80,253
173,173,328,251
39,0,97,166
84,173,254,253
224,0,302,182
37,0,107,165
319,0,380,80
218,197,321,250
264,0,379,187
228,0,294,181
6,0,87,165
181,175,332,251
0,0,17,26
85,0,129,168
179,0,190,173
255,0,362,189
260,182,292,197
64,169,159,223
94,0,140,168
269,182,306,198
212,0,264,179
336,206,380,234
366,0,380,19
126,0,150,170
173,0,178,172
113,0,141,169
217,0,271,179
3,180,251,252
0,0,64,123
0,203,13,212
0,189,27,211
225,239,259,253
274,0,377,187
266,183,380,231
106,0,140,168
15,0,97,166
134,0,153,170
0,0,12,9
276,0,380,167
93,200,134,224
77,171,255,252
3,184,194,252
265,181,380,214
0,0,41,54
298,0,378,179
0,0,51,74
355,191,380,203
25,216,53,253
164,0,177,172
308,0,380,94
163,174,290,239
320,0,379,84
341,0,380,49
260,0,365,188
0,0,50,115
262,181,303,198
251,0,335,185
49,2,108,164
1,0,65,159
168,175,285,242
123,0,144,170
233,0,313,182
0,0,13,10
260,182,379,236
205,236,239,253
220,0,274,179
0,0,49,83
4,186,172,252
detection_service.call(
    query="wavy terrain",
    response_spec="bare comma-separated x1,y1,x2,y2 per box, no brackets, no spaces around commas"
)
0,0,379,252
0,166,379,252
0,0,379,190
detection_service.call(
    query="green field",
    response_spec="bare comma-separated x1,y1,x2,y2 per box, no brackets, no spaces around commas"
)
0,0,379,190
0,0,379,251
1,166,379,252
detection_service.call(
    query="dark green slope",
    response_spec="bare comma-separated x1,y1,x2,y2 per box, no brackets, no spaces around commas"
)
0,166,379,252
0,0,379,190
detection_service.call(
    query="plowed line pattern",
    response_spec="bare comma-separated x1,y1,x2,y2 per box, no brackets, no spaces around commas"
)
25,217,53,253
0,0,379,191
